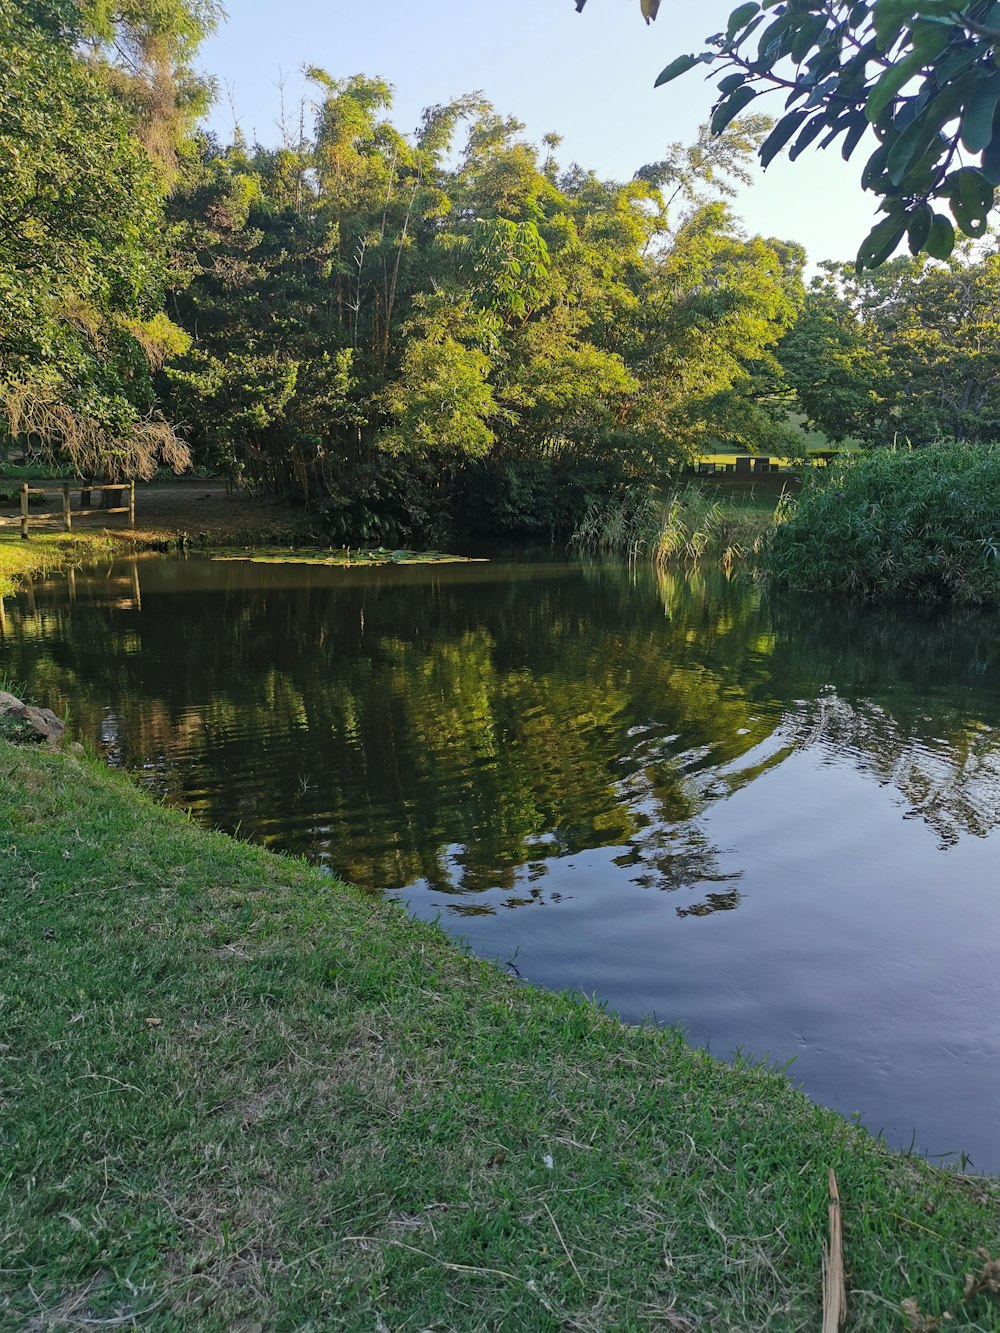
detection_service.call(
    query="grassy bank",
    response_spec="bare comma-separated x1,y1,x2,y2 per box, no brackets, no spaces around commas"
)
0,531,120,597
0,482,313,596
1,748,998,1329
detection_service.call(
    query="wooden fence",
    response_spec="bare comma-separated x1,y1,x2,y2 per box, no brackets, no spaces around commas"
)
3,481,135,539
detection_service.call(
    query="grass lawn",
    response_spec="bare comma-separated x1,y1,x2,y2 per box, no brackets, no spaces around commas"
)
1,744,998,1329
0,531,119,597
0,463,75,482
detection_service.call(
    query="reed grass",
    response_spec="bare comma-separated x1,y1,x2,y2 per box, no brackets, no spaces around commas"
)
571,484,782,570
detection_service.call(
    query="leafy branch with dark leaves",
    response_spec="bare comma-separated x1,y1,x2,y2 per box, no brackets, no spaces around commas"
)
575,2,1000,268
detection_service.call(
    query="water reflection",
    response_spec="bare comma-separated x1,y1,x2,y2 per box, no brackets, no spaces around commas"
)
5,556,1000,887
0,558,785,899
2,555,999,1169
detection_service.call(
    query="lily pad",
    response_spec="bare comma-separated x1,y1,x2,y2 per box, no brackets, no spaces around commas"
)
209,546,487,567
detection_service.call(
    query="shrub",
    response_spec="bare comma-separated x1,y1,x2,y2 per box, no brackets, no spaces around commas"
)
458,456,631,540
768,445,1000,604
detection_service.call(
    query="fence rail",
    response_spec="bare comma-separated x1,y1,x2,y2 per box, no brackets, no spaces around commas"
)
1,482,135,538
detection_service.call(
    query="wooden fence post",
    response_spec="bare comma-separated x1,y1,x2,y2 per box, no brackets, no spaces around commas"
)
129,479,135,529
20,484,28,540
63,484,72,532
130,558,141,611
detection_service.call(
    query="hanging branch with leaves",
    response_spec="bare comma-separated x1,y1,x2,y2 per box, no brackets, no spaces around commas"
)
575,1,1000,268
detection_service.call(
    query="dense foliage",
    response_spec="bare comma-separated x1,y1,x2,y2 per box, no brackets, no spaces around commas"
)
7,0,1000,537
75,0,221,180
0,0,193,477
780,245,1000,445
581,1,1000,266
769,445,1000,602
163,92,804,540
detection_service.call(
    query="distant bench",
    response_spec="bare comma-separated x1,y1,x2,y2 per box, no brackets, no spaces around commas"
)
696,457,781,476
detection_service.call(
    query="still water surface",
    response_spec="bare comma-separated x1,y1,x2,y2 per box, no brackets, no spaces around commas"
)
2,553,999,1170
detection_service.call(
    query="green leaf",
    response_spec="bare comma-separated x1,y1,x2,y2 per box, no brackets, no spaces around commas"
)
951,196,991,238
759,110,809,168
654,53,699,88
961,73,1000,154
856,212,907,271
956,166,995,216
841,113,871,162
710,85,758,135
755,13,799,66
791,14,827,64
925,212,955,259
865,49,926,124
872,0,919,50
861,144,890,190
981,125,1000,184
726,2,760,39
886,79,968,186
907,203,932,254
717,73,745,95
909,19,952,63
789,113,828,161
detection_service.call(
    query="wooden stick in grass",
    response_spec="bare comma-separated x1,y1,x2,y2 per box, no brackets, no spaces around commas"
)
823,1169,847,1332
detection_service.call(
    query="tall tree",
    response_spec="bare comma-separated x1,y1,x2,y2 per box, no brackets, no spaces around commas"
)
0,0,190,477
781,244,1000,444
165,76,803,538
78,0,222,180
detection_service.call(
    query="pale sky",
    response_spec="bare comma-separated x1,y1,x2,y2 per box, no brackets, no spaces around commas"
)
201,0,879,267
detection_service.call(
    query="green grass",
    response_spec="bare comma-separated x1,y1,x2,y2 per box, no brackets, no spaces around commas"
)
1,746,998,1329
770,444,1000,604
700,413,864,460
0,531,118,597
0,461,75,482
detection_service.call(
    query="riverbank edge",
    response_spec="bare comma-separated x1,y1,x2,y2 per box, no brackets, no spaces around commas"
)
0,530,125,598
2,742,998,1330
0,522,306,598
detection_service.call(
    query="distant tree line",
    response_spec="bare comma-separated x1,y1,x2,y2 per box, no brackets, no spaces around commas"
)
162,88,808,540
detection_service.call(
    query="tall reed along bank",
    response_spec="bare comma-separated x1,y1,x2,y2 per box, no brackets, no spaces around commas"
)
1,742,998,1330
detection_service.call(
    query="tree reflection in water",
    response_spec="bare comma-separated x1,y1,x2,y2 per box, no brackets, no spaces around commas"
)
767,593,1000,846
2,555,1000,911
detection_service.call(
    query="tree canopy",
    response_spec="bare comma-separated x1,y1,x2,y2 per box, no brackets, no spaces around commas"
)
162,86,804,539
0,0,190,477
780,244,1000,444
577,1,1000,267
6,0,1000,522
